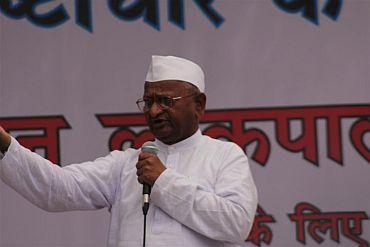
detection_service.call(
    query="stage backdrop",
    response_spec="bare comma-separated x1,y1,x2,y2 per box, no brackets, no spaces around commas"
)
0,1,369,246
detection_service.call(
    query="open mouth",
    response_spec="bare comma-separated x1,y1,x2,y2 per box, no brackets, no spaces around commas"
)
154,119,165,123
151,118,168,127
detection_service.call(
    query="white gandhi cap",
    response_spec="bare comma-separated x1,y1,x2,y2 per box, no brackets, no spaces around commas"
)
145,55,205,92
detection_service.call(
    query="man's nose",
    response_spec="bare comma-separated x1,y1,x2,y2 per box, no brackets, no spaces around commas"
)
148,102,163,117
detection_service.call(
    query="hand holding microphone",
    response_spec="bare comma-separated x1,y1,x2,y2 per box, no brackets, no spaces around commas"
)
136,142,166,215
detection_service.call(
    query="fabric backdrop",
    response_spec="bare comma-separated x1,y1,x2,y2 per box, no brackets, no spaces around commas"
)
0,0,369,246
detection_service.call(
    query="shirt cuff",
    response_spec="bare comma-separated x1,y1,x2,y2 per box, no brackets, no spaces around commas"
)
151,168,197,212
152,167,173,193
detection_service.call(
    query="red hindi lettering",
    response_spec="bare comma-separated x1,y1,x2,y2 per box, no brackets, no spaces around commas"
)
288,202,322,244
289,202,369,246
307,214,340,243
251,105,370,166
246,205,276,246
324,105,369,165
97,104,370,166
201,110,271,166
275,113,318,165
340,212,369,247
350,119,370,162
96,114,154,150
0,116,70,164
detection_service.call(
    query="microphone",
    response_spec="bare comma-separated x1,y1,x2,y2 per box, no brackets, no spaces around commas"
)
141,141,159,215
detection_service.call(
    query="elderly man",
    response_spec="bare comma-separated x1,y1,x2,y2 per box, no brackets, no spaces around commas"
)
0,55,257,247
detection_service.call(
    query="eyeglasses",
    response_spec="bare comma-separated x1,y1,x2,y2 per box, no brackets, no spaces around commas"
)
136,93,198,112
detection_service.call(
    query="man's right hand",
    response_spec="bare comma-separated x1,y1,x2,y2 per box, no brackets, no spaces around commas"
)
0,126,11,153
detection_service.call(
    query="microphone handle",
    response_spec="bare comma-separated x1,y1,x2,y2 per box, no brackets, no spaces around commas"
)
143,183,151,195
142,183,151,215
141,143,158,215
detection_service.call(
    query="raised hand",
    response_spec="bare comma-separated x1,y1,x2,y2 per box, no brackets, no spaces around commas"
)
0,125,11,153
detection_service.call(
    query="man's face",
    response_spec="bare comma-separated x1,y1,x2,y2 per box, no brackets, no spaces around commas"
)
143,80,205,145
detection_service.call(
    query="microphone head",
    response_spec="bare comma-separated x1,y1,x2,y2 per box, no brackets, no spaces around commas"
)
141,141,159,155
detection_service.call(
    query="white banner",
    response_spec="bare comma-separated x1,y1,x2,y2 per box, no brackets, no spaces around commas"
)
1,1,369,246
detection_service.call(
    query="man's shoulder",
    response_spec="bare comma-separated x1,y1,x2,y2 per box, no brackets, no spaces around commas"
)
200,135,247,164
110,147,140,157
201,135,241,151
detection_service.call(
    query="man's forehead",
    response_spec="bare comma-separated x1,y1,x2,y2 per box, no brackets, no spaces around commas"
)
144,80,190,93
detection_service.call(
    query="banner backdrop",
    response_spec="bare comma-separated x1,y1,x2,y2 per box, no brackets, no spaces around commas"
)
1,0,369,246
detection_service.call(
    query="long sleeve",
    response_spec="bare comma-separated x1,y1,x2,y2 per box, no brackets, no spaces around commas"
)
0,137,122,212
150,141,258,244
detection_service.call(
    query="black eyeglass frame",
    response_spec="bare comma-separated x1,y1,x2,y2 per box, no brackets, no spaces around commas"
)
136,92,199,112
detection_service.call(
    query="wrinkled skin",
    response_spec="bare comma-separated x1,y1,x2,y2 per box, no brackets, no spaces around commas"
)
136,80,206,185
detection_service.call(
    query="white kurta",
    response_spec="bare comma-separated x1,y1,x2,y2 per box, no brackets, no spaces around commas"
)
0,130,257,247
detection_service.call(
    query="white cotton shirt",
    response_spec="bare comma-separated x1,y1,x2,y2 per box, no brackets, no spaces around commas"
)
0,130,257,247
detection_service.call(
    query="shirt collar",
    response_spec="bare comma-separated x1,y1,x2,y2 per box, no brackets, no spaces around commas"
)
154,129,202,153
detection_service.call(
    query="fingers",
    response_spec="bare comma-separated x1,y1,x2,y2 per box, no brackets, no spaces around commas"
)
137,175,145,184
136,153,158,170
135,153,165,186
136,166,147,185
0,126,11,152
136,157,149,185
138,152,154,160
136,159,152,185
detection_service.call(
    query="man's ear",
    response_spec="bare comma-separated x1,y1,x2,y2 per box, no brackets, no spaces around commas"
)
195,93,206,117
